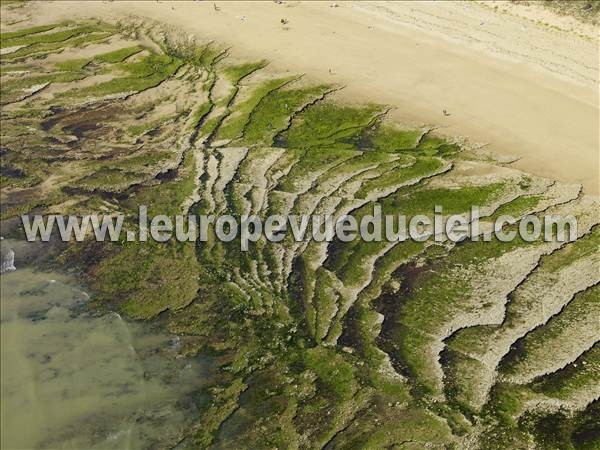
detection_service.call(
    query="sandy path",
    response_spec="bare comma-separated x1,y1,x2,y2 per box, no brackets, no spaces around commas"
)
10,0,600,194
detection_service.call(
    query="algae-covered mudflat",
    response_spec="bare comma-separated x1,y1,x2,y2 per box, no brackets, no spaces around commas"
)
1,1,599,449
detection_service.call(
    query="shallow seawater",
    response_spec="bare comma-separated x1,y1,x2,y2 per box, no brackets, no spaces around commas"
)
0,240,212,450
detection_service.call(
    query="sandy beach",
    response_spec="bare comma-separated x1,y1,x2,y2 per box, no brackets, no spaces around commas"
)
8,0,599,194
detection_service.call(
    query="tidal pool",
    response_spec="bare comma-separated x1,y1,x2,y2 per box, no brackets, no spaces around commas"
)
1,240,212,449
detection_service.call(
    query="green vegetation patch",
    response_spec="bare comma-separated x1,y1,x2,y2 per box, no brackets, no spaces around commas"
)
128,115,179,138
489,194,544,220
276,147,358,192
125,151,196,217
222,60,267,83
242,84,332,146
88,240,200,319
530,343,600,400
303,346,358,400
500,284,600,377
367,122,424,152
75,166,143,192
1,71,85,103
541,226,600,273
279,102,384,150
1,31,113,62
68,52,182,98
1,24,96,49
54,45,144,72
354,155,444,198
215,76,297,141
0,23,59,41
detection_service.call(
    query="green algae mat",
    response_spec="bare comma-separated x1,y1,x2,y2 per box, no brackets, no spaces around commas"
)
1,18,599,450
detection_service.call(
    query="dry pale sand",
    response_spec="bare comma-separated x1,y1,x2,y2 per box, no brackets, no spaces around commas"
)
14,0,600,194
